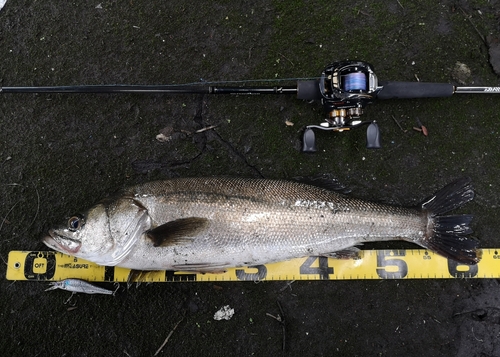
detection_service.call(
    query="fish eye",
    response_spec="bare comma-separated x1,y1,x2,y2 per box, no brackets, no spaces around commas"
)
67,215,85,232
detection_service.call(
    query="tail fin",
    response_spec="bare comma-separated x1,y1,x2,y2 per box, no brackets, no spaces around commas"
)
421,178,481,265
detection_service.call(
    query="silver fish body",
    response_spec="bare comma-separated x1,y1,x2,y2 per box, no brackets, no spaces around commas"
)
43,177,480,271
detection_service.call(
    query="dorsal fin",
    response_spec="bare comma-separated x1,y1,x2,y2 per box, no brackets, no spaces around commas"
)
146,217,210,247
293,174,351,193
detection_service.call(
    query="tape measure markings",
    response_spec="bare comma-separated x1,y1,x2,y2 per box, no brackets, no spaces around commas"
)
6,249,500,282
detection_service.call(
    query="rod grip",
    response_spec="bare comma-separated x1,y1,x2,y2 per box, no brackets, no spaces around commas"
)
297,80,322,100
377,81,454,99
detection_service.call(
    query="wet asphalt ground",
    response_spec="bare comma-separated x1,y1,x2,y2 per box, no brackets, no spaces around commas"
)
2,1,500,356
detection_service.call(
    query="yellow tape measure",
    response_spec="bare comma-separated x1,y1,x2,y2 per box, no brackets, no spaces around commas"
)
6,249,500,282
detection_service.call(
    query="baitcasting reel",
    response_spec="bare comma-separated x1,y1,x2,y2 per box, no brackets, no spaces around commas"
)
297,60,381,152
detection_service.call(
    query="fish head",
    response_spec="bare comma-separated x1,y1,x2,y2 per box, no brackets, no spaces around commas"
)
43,196,151,266
43,203,113,262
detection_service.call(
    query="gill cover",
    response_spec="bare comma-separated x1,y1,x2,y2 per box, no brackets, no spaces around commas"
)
44,196,151,267
95,197,151,266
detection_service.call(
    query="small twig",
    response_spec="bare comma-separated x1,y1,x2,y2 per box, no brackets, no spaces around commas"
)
472,327,484,342
452,309,477,317
266,313,282,322
154,316,185,356
396,0,404,9
179,125,218,137
391,115,407,133
277,52,294,67
279,280,296,292
458,6,486,45
0,253,8,266
277,301,286,356
195,125,218,133
1,156,12,165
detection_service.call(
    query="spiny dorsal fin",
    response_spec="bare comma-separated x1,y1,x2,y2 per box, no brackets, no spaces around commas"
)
293,174,351,194
146,217,210,247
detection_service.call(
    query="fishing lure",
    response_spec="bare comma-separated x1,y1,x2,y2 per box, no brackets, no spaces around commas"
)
46,278,117,303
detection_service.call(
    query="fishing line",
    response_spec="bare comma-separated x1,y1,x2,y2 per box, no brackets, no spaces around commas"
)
173,76,321,86
0,200,20,237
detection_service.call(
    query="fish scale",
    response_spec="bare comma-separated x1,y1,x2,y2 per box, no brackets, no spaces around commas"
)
43,177,480,271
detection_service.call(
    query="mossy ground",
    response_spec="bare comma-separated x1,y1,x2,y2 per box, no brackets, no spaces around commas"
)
1,1,500,356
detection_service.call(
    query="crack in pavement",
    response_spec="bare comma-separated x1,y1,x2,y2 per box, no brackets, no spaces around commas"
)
210,129,264,178
196,95,264,178
132,95,264,178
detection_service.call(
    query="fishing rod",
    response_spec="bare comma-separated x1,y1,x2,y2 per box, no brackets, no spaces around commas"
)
2,60,500,152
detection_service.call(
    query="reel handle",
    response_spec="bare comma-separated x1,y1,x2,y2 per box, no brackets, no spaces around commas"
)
302,128,317,153
377,82,454,99
366,122,381,149
302,121,380,152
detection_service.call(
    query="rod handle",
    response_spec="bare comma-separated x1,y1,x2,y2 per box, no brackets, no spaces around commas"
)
297,80,322,100
377,81,454,99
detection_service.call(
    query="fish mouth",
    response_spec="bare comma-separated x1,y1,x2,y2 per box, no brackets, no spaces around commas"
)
43,229,82,254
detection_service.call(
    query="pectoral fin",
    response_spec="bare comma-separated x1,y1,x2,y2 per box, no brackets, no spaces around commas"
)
146,217,210,247
126,269,162,288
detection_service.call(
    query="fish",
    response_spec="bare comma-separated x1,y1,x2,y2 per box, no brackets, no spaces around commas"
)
42,177,480,272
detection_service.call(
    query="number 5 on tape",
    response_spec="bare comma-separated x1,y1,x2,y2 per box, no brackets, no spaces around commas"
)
376,250,408,279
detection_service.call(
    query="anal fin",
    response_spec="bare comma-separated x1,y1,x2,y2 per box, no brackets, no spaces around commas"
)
321,247,361,260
